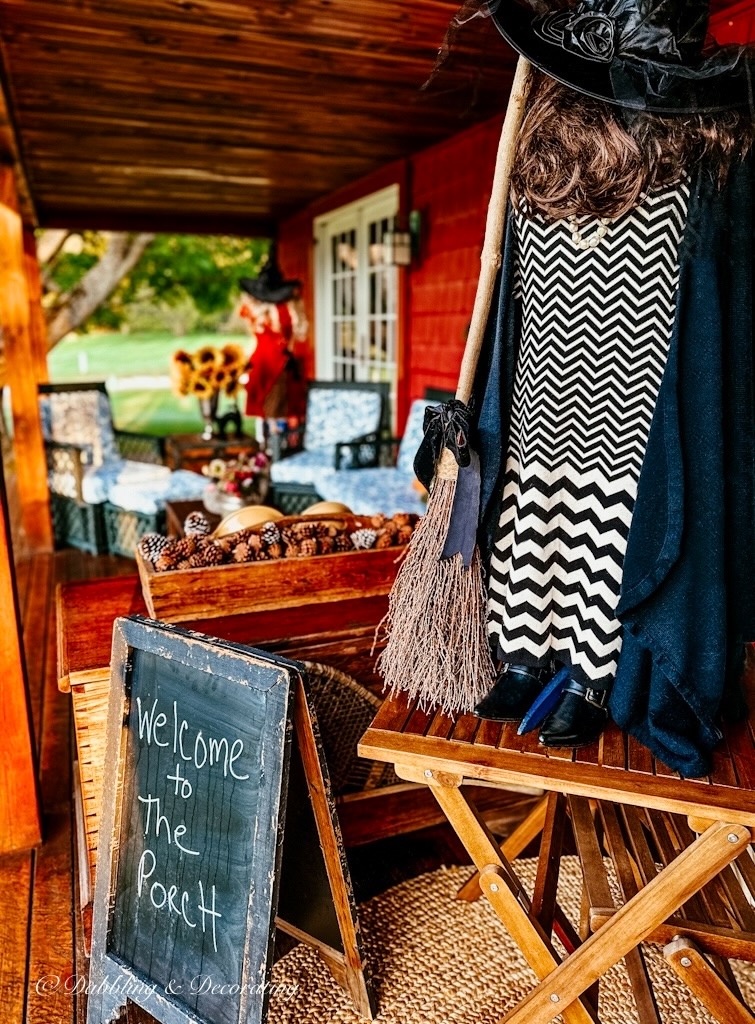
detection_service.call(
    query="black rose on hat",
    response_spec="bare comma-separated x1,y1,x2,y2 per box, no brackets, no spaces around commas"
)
491,0,753,113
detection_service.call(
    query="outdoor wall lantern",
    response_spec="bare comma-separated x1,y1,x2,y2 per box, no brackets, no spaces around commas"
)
382,227,412,267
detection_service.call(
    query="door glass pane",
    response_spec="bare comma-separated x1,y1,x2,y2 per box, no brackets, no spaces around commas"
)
319,192,398,408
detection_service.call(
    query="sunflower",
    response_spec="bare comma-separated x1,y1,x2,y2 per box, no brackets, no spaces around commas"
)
196,345,217,366
220,343,245,370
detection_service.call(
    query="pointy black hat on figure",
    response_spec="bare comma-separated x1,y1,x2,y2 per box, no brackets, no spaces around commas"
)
491,0,753,113
239,245,301,305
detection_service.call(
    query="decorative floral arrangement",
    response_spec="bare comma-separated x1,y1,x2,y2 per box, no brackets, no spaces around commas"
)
170,343,247,399
138,512,418,572
202,452,271,500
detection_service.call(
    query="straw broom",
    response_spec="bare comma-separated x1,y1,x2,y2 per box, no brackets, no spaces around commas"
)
378,57,534,715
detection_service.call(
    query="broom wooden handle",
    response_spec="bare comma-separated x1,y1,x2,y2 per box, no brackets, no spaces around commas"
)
455,55,533,406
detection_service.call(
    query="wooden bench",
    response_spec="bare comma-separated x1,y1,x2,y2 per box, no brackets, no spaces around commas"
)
359,676,755,1024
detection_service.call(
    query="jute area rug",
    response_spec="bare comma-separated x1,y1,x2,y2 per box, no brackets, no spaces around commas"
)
269,857,755,1024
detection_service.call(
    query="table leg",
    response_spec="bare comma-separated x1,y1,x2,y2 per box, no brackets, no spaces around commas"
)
501,821,751,1024
664,937,755,1024
457,795,549,902
396,766,599,1024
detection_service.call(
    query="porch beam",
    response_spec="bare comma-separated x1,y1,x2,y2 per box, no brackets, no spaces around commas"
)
0,450,41,853
0,165,53,552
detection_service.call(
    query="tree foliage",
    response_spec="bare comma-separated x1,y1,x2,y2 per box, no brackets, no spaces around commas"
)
40,230,270,347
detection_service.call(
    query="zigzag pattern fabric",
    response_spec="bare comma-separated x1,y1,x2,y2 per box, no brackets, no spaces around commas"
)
487,181,690,687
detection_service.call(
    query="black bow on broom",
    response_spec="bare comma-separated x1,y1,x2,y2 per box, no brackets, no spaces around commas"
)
414,399,471,491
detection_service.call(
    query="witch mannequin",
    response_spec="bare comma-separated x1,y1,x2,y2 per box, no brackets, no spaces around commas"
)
239,246,308,451
381,0,755,779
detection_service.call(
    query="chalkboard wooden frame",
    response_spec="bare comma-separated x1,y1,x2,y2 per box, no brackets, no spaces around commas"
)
87,615,298,1024
276,676,376,1019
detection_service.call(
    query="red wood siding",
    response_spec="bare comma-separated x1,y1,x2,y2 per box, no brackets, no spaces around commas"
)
405,118,499,422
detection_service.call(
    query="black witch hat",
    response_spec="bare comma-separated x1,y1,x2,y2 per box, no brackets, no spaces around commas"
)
239,245,301,304
491,0,753,113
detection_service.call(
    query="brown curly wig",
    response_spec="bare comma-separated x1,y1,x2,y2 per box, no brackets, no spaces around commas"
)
512,72,755,220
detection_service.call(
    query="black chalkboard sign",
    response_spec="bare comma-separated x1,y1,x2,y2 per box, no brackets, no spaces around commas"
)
87,616,297,1024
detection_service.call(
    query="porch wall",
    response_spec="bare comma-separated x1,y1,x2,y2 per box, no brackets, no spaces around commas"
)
277,117,500,429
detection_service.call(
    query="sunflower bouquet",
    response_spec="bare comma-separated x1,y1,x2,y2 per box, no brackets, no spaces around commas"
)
170,343,247,399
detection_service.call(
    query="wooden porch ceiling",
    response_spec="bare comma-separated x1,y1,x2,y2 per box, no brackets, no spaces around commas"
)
0,0,515,235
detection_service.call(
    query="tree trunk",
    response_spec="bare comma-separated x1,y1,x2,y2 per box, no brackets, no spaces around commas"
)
45,232,155,349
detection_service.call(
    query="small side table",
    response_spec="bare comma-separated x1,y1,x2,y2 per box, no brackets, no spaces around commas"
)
165,433,259,474
164,499,221,538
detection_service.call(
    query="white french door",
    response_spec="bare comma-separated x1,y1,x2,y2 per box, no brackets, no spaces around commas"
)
314,186,399,411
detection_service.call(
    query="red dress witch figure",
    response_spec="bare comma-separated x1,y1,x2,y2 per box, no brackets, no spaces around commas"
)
239,246,308,449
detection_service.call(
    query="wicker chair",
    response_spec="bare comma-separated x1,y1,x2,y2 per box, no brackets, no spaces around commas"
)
39,382,205,555
314,389,454,517
269,380,389,514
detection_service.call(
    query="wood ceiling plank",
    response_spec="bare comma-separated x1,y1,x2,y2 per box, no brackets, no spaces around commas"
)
0,0,512,225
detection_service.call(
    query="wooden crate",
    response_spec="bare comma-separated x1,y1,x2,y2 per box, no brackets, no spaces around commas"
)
70,670,111,886
136,514,406,623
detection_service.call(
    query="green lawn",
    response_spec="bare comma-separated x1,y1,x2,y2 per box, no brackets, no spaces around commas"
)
48,330,241,380
48,331,256,436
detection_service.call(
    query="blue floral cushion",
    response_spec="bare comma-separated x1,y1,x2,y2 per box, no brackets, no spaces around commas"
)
82,461,130,505
303,388,382,451
44,389,119,467
396,399,434,475
317,467,426,518
270,450,338,487
95,464,205,515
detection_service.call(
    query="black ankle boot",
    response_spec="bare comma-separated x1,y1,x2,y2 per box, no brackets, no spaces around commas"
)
475,665,552,722
538,679,610,748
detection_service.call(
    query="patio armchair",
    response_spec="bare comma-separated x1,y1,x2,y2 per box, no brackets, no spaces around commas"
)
314,393,450,518
39,382,205,555
270,380,389,514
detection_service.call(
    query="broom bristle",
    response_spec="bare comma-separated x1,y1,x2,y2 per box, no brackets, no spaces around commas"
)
376,474,495,715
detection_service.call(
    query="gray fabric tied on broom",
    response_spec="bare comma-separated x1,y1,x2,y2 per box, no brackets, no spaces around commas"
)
442,453,481,568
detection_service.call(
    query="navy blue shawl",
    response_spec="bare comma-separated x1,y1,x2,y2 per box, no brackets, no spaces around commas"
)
472,157,755,777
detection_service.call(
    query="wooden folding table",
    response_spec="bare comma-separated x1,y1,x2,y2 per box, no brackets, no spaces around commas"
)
359,685,755,1024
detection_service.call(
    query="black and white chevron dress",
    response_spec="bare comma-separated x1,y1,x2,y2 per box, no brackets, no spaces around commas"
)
487,181,690,688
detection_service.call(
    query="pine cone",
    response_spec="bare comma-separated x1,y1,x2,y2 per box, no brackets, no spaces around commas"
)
173,536,198,559
375,530,393,549
398,525,413,544
281,526,298,548
138,532,169,564
319,536,335,555
202,542,225,566
392,513,411,527
233,542,251,563
248,533,263,552
299,537,319,557
382,520,398,538
284,542,301,558
294,521,317,540
260,521,281,545
184,511,211,537
176,559,192,570
188,551,206,568
334,534,353,552
370,513,388,529
154,552,177,572
351,528,377,550
267,542,284,559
